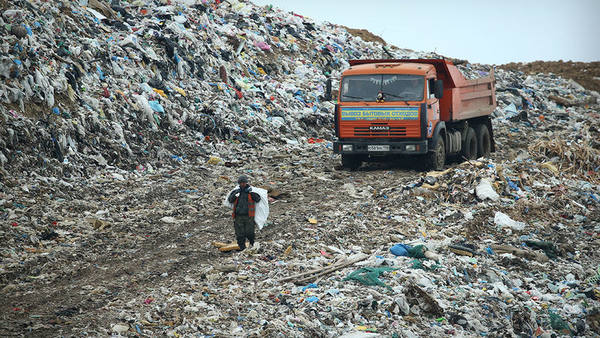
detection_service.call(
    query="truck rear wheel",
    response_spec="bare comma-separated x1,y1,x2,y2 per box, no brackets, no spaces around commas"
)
427,138,445,171
341,154,362,170
461,127,477,160
475,124,491,157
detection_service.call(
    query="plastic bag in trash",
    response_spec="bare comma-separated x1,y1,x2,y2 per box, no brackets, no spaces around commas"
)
475,178,500,201
223,187,269,230
494,211,526,231
390,244,427,258
343,267,396,288
390,243,411,256
148,100,165,113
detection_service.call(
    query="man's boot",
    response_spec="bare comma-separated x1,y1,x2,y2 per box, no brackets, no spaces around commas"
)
236,236,246,251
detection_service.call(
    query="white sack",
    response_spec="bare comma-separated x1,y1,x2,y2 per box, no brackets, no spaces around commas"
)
223,187,269,230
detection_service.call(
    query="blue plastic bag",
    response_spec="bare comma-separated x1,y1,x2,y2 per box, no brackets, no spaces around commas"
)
390,244,412,256
148,100,165,113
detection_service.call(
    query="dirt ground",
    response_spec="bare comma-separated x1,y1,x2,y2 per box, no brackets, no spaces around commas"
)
1,137,599,336
0,147,424,336
341,26,388,46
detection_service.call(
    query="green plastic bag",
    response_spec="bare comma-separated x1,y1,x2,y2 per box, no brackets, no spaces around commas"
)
548,310,572,335
410,259,441,271
344,267,397,288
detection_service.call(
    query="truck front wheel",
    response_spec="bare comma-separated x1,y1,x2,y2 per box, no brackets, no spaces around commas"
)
427,138,445,171
341,154,362,170
461,127,477,161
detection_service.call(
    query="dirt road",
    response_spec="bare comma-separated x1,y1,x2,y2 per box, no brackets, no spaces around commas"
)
2,143,599,336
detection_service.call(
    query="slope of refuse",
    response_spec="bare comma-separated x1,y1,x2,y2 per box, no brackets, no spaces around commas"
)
1,0,600,337
0,0,423,178
500,60,600,94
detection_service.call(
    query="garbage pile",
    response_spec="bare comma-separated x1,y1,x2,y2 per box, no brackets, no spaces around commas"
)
1,0,600,337
500,60,600,94
0,0,429,178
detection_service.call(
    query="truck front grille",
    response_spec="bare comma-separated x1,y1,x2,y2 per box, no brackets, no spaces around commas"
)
354,126,407,137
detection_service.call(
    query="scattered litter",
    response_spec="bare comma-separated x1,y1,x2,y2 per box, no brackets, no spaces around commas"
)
0,1,598,337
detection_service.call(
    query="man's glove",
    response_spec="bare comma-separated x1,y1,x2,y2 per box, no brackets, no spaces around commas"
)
228,188,241,202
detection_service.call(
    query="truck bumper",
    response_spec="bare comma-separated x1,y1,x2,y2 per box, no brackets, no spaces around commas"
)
333,140,429,155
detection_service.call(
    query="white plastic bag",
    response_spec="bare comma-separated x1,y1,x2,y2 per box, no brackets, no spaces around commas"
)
494,211,525,231
476,179,499,201
223,187,269,230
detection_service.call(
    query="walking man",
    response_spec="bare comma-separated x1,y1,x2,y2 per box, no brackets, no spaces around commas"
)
228,175,261,250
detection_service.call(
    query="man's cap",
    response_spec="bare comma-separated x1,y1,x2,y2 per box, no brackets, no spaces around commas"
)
237,175,249,183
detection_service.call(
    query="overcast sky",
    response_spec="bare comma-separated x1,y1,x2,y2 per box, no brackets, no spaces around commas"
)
251,0,600,65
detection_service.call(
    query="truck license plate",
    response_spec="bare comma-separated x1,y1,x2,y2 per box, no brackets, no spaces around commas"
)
368,145,390,152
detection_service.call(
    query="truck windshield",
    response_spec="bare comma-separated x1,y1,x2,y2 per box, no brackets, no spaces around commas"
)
340,74,424,102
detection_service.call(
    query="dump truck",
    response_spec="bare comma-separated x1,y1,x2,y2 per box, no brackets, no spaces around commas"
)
331,59,496,170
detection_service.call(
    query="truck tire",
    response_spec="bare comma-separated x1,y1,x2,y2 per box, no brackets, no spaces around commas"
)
461,127,477,161
475,124,491,157
341,154,362,170
427,138,445,171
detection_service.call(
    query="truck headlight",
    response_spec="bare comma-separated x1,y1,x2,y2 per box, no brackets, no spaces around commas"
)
342,144,353,151
405,144,416,151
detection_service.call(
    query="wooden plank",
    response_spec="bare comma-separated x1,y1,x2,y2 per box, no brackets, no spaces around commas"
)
279,254,368,284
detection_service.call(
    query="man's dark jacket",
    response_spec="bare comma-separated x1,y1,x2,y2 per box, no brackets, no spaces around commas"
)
228,186,261,216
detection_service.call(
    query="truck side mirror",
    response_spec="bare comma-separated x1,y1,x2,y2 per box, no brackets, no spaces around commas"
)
434,80,443,99
324,78,332,101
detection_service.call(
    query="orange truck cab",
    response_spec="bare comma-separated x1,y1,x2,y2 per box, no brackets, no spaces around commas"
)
332,59,496,169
